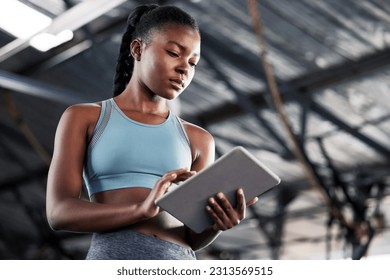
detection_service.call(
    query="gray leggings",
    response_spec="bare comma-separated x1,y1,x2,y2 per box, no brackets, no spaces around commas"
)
86,229,196,260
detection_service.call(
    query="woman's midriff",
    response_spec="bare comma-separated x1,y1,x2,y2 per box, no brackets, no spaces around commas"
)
128,211,190,248
91,187,191,249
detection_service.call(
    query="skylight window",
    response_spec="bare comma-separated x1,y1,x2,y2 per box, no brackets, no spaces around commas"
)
30,29,73,52
0,0,52,39
0,0,74,52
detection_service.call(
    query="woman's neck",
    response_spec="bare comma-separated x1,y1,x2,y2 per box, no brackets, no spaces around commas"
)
116,79,169,116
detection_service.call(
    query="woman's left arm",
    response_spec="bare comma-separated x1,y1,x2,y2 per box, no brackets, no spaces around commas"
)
182,122,257,251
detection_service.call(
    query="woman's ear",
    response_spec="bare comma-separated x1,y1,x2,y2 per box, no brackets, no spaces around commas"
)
130,39,142,61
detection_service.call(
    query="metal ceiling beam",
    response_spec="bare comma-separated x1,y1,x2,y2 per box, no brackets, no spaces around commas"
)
184,48,390,158
183,48,390,123
310,101,390,158
0,0,129,63
0,70,88,104
261,0,380,61
23,40,93,76
14,8,130,75
305,113,390,141
201,54,293,158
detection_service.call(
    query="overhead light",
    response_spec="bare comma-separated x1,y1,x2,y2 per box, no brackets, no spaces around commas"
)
0,0,52,39
0,0,74,52
29,30,74,52
0,0,129,59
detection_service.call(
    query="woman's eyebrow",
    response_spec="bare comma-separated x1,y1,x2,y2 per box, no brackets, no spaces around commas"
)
167,40,200,57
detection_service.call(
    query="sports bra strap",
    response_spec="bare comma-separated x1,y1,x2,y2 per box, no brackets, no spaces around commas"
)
89,99,112,149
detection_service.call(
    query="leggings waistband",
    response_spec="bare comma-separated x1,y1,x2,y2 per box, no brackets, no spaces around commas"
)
86,229,196,260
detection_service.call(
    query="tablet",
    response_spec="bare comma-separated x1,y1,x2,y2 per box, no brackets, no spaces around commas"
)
155,146,281,233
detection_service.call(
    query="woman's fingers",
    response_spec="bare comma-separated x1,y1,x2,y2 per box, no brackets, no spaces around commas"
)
206,200,232,230
156,173,176,192
206,194,237,230
247,196,259,207
217,193,241,223
152,168,197,201
206,188,250,231
156,168,192,189
174,170,197,183
164,168,191,179
142,168,197,219
236,188,246,219
160,168,196,184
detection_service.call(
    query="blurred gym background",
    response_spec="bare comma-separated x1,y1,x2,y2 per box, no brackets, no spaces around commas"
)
0,0,389,259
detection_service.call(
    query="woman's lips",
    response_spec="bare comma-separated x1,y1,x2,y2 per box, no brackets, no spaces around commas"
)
169,78,185,88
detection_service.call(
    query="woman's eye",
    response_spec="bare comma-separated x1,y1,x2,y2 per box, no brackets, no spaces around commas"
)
167,51,179,57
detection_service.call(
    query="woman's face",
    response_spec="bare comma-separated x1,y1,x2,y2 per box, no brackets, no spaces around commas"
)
135,23,201,100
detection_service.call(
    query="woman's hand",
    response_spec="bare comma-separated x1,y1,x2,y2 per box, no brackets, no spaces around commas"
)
206,188,258,231
140,168,196,219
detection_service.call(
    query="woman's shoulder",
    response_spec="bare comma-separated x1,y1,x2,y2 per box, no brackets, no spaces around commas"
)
64,101,102,115
61,101,105,122
179,118,214,142
58,101,106,133
178,118,215,168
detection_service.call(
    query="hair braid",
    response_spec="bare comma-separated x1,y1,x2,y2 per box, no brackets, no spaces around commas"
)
113,5,159,96
113,30,132,97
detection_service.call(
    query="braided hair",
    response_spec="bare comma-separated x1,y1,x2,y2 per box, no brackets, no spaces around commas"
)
113,4,199,97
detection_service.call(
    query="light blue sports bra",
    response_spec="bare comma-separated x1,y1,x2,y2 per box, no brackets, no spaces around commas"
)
83,98,192,197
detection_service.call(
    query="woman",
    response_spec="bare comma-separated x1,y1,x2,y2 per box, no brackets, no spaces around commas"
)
46,4,257,260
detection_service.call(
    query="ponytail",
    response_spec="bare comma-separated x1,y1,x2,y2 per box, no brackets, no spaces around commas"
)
113,5,159,96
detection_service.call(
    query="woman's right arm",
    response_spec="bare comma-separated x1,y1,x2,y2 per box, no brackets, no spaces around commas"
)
46,105,185,233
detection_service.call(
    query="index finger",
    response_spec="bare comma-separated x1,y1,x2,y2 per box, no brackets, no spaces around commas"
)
236,188,246,214
163,168,191,178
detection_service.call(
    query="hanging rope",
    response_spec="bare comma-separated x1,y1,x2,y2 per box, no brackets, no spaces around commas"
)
246,0,352,231
1,92,51,166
